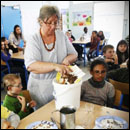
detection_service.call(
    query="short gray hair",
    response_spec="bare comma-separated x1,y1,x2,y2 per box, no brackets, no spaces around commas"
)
38,5,60,22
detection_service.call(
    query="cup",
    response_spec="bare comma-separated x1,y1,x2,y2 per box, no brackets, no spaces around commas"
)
51,105,76,129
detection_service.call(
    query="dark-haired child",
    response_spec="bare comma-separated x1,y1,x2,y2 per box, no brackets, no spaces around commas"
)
116,40,129,65
81,59,115,107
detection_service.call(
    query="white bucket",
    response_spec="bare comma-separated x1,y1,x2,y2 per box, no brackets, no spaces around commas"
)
53,78,82,110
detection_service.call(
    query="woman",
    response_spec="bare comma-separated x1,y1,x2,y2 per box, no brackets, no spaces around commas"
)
24,5,78,109
9,25,26,50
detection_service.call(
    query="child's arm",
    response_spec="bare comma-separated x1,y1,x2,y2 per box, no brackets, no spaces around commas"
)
7,111,20,129
107,84,115,108
17,96,26,111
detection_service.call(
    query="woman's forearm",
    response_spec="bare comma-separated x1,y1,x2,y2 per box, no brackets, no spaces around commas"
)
62,54,77,65
27,61,56,74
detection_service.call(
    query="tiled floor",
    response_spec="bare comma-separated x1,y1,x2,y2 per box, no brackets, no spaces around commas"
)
1,60,91,102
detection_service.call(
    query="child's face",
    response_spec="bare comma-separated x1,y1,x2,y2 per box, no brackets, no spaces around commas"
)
118,44,127,53
8,79,23,96
104,48,114,59
91,64,106,82
92,32,97,37
1,42,5,50
4,39,8,45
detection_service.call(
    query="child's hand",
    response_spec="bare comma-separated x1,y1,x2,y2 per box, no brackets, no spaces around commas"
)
113,53,118,64
105,58,114,63
17,96,26,111
29,100,37,108
2,121,11,129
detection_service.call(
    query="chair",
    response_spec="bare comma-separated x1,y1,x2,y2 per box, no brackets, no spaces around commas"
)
109,78,129,111
96,40,105,57
91,40,105,59
21,90,36,111
21,90,32,103
114,89,123,110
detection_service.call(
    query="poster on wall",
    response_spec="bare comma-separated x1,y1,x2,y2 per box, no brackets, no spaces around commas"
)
72,11,92,26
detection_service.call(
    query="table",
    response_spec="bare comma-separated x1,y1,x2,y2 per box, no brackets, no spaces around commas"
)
11,51,24,60
17,100,129,129
72,40,90,66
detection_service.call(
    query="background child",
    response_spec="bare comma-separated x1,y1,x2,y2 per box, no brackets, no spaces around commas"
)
102,45,120,71
1,37,18,54
1,105,20,129
81,59,115,107
87,31,100,61
116,40,129,65
3,74,36,120
1,40,11,62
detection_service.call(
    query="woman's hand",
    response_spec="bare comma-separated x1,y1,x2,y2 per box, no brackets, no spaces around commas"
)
29,100,37,108
62,58,70,66
17,96,26,111
53,64,72,76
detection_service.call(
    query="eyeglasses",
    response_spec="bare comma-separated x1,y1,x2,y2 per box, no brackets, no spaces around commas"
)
43,21,59,26
8,83,22,88
94,70,106,75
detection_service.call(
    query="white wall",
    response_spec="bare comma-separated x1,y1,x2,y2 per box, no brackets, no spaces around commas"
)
122,1,129,39
69,2,94,39
1,1,129,48
94,1,125,49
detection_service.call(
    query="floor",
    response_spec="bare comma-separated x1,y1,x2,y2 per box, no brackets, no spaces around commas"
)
1,60,91,102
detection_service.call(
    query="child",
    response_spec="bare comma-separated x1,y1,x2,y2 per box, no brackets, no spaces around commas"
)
3,74,36,120
116,40,129,65
1,41,11,62
1,105,20,129
81,59,115,107
106,59,129,83
87,31,100,61
102,45,120,71
1,37,18,54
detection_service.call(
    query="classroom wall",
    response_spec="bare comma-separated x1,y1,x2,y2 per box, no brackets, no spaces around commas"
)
1,1,129,48
69,2,94,39
122,1,129,39
93,1,125,49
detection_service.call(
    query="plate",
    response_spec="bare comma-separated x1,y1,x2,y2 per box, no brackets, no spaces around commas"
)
26,121,58,129
95,115,128,129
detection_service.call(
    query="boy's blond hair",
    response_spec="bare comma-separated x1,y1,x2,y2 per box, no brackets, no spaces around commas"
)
3,74,21,91
103,45,114,54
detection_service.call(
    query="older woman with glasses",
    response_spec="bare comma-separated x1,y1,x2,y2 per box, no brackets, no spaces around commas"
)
24,5,78,109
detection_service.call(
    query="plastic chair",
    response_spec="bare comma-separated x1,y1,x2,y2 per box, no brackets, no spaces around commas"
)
109,78,129,111
114,89,123,110
21,90,36,111
96,40,105,56
21,90,32,103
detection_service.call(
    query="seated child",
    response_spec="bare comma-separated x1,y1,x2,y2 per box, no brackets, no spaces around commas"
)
1,37,18,54
101,45,120,71
106,59,129,83
1,105,20,129
106,59,129,107
116,40,129,65
87,31,100,61
3,74,37,120
81,59,115,107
